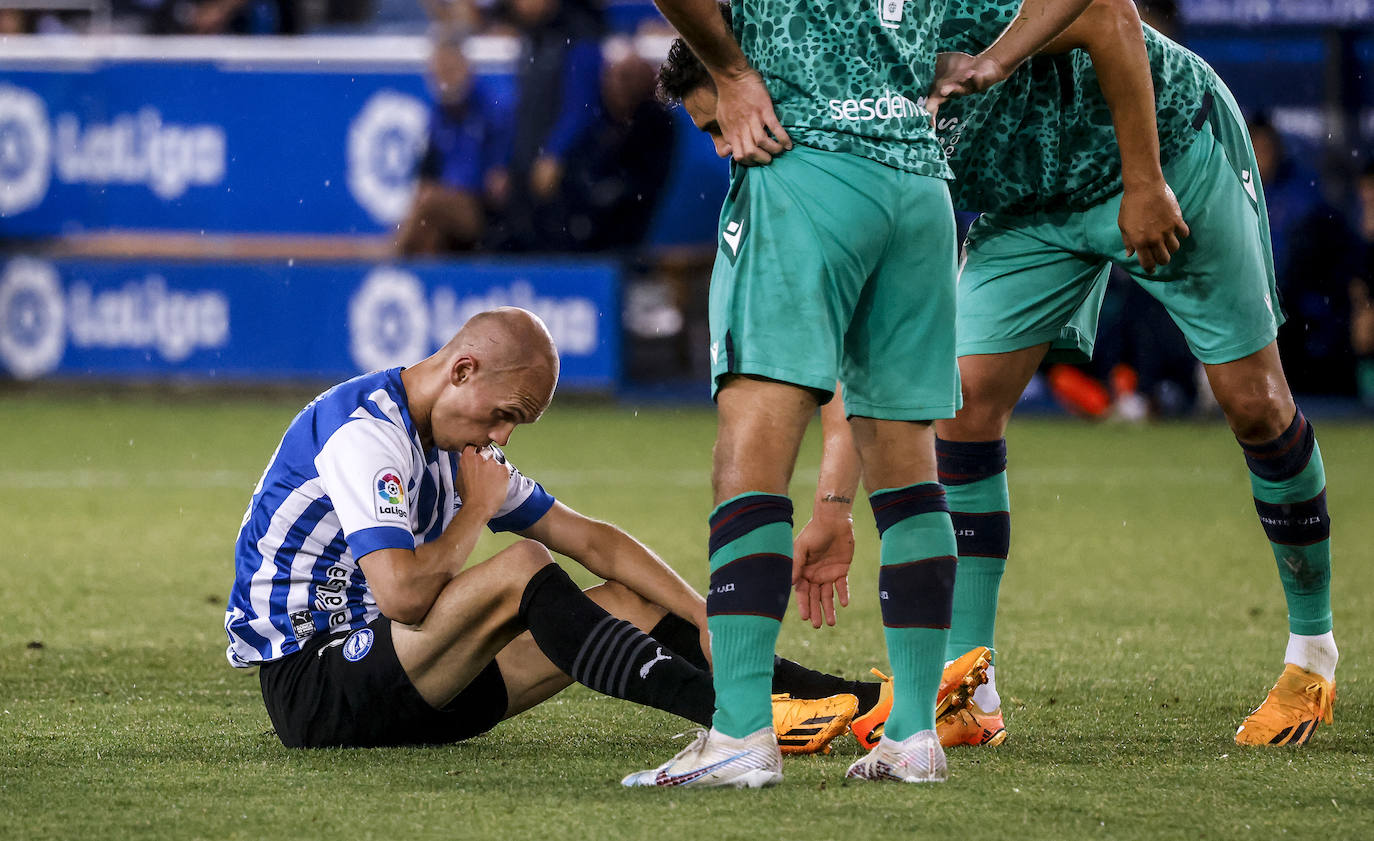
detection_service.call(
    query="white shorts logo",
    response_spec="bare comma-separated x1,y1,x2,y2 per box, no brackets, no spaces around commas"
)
347,91,429,226
0,85,53,216
342,628,375,662
348,267,432,371
0,257,66,379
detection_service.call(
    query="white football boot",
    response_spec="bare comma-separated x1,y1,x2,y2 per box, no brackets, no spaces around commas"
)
844,729,947,783
621,726,783,789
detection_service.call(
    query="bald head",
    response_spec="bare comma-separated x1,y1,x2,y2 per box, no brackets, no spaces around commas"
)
405,307,560,452
445,307,558,380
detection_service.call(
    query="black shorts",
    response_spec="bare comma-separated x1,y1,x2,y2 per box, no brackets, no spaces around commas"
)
258,618,508,748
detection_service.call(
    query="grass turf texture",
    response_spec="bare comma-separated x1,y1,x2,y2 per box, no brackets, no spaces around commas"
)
1,392,1370,840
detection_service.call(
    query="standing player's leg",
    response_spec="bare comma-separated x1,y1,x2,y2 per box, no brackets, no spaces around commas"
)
625,146,891,788
837,171,963,783
1105,81,1336,744
933,346,1045,747
706,377,819,738
620,377,817,787
842,416,956,781
935,213,1115,748
1204,346,1336,745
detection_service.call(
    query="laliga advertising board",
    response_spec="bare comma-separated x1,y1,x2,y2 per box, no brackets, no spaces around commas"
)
0,257,619,388
0,38,517,235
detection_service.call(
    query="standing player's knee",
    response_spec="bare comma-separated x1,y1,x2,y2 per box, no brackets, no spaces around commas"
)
946,389,1014,440
1222,390,1292,443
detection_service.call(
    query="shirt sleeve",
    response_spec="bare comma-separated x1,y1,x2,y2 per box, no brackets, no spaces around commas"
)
314,418,418,558
482,447,556,533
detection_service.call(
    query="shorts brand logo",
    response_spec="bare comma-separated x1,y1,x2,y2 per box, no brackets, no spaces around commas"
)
722,219,744,256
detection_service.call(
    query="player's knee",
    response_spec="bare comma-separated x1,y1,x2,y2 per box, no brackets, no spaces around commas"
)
1222,390,1293,442
949,377,1017,437
501,539,557,582
945,396,1012,440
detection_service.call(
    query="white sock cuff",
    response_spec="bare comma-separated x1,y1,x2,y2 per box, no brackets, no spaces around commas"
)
1285,632,1338,682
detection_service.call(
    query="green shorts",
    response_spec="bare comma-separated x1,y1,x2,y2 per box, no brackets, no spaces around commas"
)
957,82,1282,366
708,145,960,420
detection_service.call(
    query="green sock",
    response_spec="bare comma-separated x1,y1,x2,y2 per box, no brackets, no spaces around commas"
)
944,472,1011,662
1248,443,1332,636
706,493,794,738
871,484,957,740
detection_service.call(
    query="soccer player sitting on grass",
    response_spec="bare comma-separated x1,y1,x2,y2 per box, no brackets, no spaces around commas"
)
225,307,876,753
800,0,1338,748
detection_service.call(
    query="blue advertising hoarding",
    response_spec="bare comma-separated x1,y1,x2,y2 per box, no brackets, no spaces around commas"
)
0,255,620,388
0,37,507,237
0,35,725,245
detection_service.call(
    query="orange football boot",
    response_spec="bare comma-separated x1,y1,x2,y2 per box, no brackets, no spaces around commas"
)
937,700,1007,747
1235,664,1334,746
850,647,993,750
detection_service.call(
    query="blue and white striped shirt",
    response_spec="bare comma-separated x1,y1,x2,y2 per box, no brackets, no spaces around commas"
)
224,368,555,667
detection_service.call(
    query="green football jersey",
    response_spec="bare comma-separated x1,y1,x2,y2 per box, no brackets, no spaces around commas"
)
734,0,952,178
935,0,1215,214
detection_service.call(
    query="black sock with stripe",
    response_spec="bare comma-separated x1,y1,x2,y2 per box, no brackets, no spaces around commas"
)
519,563,714,725
649,611,881,709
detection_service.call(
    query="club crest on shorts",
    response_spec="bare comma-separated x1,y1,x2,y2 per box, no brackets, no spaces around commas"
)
342,628,374,662
374,468,408,521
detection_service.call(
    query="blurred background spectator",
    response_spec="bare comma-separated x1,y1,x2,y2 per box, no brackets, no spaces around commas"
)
1248,112,1362,396
520,40,675,253
1353,160,1374,408
484,0,605,251
398,31,512,255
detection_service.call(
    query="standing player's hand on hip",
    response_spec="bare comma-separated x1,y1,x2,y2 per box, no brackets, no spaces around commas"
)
1119,179,1190,274
456,445,513,520
792,516,855,629
925,52,1010,121
713,67,792,166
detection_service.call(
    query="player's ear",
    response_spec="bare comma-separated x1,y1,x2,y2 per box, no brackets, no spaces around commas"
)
450,355,476,386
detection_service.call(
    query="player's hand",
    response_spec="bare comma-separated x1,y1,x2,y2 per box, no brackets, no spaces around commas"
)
456,445,511,519
925,51,1010,120
1119,180,1190,274
792,515,855,628
712,67,792,166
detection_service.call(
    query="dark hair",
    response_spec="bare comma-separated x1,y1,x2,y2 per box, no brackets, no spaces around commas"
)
656,2,732,105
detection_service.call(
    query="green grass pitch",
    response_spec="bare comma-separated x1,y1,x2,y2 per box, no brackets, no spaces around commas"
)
1,392,1370,840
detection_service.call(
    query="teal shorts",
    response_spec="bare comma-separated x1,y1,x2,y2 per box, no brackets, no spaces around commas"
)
708,145,961,420
957,82,1283,366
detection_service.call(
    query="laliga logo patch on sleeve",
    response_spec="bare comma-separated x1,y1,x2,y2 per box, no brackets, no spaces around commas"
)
374,468,409,521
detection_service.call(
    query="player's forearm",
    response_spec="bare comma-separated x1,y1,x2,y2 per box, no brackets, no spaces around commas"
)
412,506,492,582
1044,0,1164,187
981,0,1094,78
814,388,861,521
652,0,751,80
377,506,493,622
584,522,707,625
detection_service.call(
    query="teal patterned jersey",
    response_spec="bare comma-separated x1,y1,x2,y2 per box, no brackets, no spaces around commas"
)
734,0,952,178
935,0,1215,214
